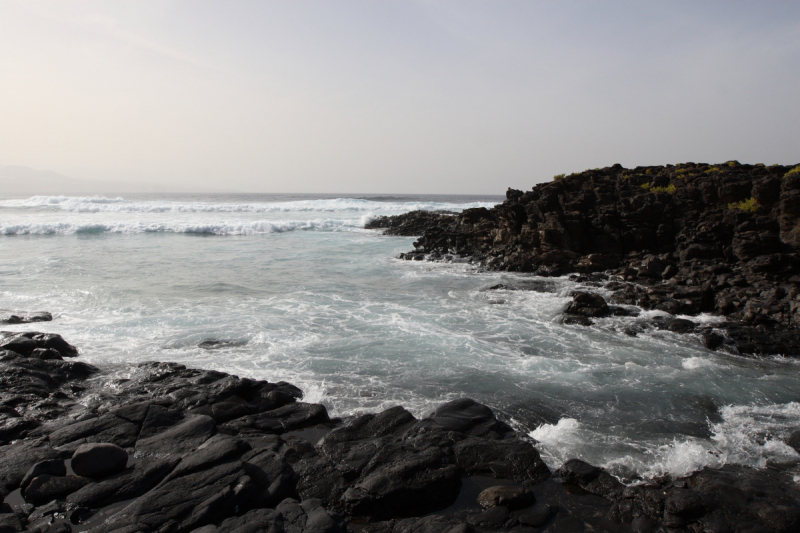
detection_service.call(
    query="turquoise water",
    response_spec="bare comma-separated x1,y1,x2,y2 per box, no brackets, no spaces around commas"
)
1,193,799,481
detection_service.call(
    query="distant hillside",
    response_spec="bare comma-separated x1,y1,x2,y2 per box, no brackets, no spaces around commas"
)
0,166,221,195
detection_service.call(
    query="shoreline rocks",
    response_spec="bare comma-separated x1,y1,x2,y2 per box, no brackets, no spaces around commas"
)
1,333,799,532
366,162,800,356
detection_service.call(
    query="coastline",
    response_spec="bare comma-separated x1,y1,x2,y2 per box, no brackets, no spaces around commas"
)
367,162,800,358
2,331,800,532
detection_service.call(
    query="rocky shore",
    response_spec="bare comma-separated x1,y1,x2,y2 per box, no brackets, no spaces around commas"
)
2,330,800,532
367,162,800,357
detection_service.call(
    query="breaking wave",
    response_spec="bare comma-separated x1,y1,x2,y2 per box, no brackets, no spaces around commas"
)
0,195,497,214
0,218,365,236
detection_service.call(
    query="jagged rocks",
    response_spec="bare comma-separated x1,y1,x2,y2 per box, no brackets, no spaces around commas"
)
0,332,78,358
0,341,560,533
559,460,800,533
0,312,52,325
563,292,610,318
0,438,62,498
373,162,800,356
4,332,799,532
365,210,457,236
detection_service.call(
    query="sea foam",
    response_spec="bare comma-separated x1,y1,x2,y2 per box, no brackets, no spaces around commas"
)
0,195,497,214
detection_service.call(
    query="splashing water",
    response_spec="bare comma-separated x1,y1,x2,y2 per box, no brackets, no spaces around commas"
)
1,192,798,482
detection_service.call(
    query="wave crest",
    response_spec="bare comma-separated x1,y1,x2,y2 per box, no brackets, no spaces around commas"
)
0,195,498,214
0,218,366,236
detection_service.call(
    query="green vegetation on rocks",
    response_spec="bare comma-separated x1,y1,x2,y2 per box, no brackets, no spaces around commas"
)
728,197,760,213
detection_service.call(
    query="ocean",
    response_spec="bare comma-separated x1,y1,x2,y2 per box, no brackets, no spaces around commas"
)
1,193,798,483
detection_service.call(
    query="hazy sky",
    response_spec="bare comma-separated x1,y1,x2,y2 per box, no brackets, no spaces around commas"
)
1,1,799,194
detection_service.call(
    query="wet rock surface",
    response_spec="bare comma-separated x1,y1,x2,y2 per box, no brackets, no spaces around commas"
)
367,162,800,356
1,333,799,532
0,313,53,326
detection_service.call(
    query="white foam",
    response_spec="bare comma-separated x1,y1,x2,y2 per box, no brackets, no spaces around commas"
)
529,418,585,468
711,402,800,467
0,218,366,236
0,195,498,214
682,356,718,370
530,417,581,443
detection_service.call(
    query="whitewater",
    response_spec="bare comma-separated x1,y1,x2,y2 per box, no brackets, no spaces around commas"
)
1,193,799,484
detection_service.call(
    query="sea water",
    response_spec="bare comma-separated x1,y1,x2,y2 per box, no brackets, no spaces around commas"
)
1,193,799,482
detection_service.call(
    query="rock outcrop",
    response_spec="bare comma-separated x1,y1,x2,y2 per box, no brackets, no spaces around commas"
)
367,162,800,356
2,333,799,532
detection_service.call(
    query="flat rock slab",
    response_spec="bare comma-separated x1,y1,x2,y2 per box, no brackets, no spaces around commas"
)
24,474,91,505
136,414,216,458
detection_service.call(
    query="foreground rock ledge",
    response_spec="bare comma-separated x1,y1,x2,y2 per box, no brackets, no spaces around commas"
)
1,335,799,532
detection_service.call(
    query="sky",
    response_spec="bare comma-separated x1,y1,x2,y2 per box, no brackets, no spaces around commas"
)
1,1,799,194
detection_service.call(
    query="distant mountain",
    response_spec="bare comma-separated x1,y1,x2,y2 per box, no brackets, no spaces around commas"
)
0,166,225,195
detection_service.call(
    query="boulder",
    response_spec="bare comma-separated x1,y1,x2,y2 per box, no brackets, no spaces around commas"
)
71,443,128,479
428,398,513,438
476,485,535,510
564,292,610,318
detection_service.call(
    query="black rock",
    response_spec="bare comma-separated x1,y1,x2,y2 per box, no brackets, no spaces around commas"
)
67,457,178,508
564,292,610,318
515,503,556,527
71,443,128,479
24,474,91,504
136,415,216,458
0,438,62,497
467,505,509,529
20,459,67,491
556,458,601,485
428,398,513,438
476,485,535,510
49,413,140,449
453,437,550,485
368,163,800,356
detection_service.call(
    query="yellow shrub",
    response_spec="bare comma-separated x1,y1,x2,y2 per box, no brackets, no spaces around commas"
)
728,197,760,213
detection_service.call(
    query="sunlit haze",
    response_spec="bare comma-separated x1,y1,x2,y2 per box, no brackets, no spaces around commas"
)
1,1,799,194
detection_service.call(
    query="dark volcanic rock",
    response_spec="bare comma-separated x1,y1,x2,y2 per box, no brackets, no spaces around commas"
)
428,398,514,438
136,414,217,458
49,413,141,449
564,292,610,318
476,485,535,510
0,438,62,497
0,311,53,325
24,474,91,504
561,460,800,533
364,210,457,236
71,442,128,479
20,459,67,491
4,333,799,533
67,457,178,508
371,162,800,356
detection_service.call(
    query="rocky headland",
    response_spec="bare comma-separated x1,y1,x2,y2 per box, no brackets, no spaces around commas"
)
367,162,800,357
1,329,800,533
